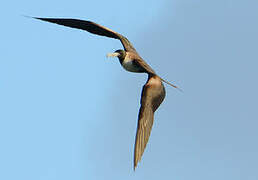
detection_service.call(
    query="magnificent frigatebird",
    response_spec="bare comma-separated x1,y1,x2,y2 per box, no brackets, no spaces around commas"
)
33,17,180,170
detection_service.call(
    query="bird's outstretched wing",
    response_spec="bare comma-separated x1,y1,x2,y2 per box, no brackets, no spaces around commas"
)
33,17,137,52
134,75,166,170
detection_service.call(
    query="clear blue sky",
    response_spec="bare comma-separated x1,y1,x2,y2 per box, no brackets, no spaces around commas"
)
1,0,258,179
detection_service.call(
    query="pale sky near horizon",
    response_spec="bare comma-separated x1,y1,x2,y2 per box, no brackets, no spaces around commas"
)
1,0,258,179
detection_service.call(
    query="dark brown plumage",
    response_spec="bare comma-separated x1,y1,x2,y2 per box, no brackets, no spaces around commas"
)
33,17,180,170
134,75,165,170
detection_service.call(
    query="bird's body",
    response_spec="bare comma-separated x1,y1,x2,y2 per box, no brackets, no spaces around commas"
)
121,55,141,72
118,52,147,73
33,17,180,170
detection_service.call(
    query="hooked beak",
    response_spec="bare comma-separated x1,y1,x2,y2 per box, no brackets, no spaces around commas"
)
106,52,120,58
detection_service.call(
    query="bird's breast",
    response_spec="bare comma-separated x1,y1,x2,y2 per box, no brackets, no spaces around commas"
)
121,56,144,73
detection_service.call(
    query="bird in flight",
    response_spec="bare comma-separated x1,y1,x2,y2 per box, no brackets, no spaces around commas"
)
33,17,180,170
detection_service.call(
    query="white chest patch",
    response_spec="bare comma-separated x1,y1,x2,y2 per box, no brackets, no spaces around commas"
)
122,56,139,72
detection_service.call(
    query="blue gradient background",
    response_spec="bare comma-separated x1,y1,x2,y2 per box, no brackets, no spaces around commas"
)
1,0,258,179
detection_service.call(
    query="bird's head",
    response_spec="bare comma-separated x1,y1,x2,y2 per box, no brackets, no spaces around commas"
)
106,49,126,60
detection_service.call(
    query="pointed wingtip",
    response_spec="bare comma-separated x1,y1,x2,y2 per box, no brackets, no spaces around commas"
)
133,163,137,171
23,16,50,21
134,157,141,171
133,157,139,171
22,15,43,21
22,15,33,19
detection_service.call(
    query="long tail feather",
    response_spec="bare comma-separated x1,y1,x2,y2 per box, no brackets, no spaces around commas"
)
160,77,183,92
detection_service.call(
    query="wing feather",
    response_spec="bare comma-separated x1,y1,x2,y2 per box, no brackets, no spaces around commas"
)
134,75,166,170
34,17,137,52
